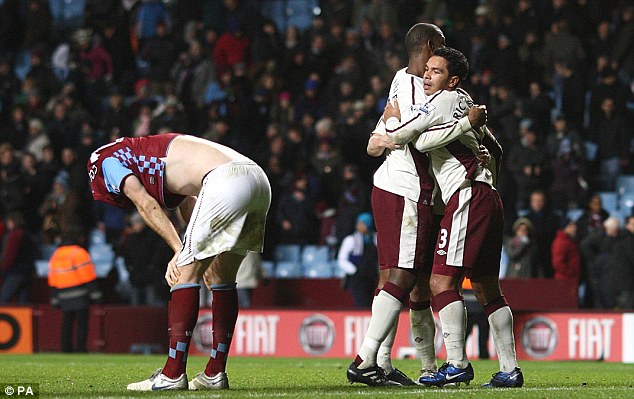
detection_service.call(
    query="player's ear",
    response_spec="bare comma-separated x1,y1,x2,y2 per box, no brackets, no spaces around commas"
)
448,76,460,90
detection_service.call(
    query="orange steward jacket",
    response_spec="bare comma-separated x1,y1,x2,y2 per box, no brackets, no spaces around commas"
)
48,245,97,289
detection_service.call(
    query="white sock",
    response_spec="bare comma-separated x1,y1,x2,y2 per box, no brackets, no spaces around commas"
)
410,307,437,371
438,300,468,368
377,319,397,373
358,291,403,368
488,306,519,372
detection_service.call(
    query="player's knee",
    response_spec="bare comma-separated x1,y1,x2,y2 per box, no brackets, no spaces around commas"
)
429,273,460,296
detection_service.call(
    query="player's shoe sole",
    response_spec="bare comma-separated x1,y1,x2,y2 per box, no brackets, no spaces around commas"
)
418,362,474,387
126,368,187,391
188,371,229,390
347,362,399,386
481,367,524,388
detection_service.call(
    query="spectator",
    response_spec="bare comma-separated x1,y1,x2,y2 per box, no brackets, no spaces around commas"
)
552,61,586,131
551,218,582,283
0,143,23,215
274,173,318,245
0,212,36,304
23,118,51,161
576,194,611,240
134,0,171,47
38,171,82,244
612,216,634,309
548,138,587,212
504,217,537,278
20,151,48,231
139,21,179,89
48,227,101,352
0,59,21,123
2,105,29,151
542,19,586,84
213,22,250,77
581,216,623,309
588,97,629,191
488,83,519,149
335,163,369,246
507,121,547,210
612,5,634,85
337,212,378,308
46,101,77,158
120,212,170,306
545,114,584,164
525,190,560,278
519,81,553,138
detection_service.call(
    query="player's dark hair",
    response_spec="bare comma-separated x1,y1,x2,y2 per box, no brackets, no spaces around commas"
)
432,47,469,82
405,23,444,56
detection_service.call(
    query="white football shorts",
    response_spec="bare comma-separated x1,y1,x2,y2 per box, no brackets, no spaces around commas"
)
176,160,271,266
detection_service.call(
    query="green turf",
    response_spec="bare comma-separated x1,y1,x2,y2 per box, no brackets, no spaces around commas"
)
0,354,633,398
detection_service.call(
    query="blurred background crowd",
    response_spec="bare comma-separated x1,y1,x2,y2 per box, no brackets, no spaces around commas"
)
0,0,633,310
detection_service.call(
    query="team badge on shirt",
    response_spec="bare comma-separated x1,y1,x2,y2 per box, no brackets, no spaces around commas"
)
412,102,436,116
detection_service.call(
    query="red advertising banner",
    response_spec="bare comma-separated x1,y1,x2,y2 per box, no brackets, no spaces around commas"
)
0,307,33,354
515,313,624,362
191,310,633,362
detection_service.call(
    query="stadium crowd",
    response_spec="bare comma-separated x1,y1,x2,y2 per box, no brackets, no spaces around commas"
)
0,0,633,310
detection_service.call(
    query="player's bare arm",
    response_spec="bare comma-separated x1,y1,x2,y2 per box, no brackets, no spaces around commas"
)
367,133,401,157
122,175,184,286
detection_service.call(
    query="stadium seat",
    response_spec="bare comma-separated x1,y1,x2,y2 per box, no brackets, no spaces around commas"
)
274,244,301,263
35,260,49,277
597,191,618,214
566,208,584,222
261,260,275,277
90,243,115,277
301,245,333,278
516,209,530,217
616,175,634,195
114,256,129,282
619,193,634,216
332,259,346,279
274,261,302,278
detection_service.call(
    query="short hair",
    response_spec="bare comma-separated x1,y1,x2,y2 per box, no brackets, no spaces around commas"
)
405,23,444,57
432,47,469,82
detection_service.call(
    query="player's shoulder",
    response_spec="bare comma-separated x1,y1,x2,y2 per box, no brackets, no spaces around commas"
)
456,88,475,106
389,68,425,103
425,89,461,112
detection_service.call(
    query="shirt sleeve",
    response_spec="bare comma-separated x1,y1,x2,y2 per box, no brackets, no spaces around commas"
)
411,116,472,152
385,95,470,147
102,157,133,195
372,116,386,135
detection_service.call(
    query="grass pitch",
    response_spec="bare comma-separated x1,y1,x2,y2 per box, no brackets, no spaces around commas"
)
1,354,633,398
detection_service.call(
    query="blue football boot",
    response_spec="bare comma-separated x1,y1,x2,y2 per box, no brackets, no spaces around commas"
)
481,367,524,388
418,362,474,387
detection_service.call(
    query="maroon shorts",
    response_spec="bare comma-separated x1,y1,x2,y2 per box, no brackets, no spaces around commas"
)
372,186,433,271
432,182,504,281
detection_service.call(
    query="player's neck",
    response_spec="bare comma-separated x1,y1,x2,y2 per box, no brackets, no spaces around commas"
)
406,58,427,78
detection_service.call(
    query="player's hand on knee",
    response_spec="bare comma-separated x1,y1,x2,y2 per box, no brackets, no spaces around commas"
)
165,252,181,287
203,267,214,290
